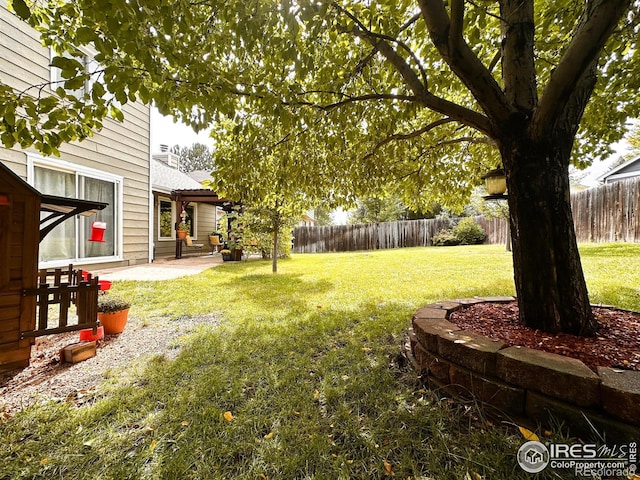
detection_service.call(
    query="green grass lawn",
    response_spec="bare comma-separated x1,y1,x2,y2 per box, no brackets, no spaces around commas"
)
1,244,639,479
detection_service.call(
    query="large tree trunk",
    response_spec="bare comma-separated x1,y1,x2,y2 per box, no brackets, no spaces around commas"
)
502,140,596,336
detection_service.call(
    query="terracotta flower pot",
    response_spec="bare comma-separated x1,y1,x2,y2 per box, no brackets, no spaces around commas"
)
98,308,130,334
177,230,188,239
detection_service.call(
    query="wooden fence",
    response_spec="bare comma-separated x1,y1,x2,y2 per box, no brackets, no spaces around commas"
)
22,265,100,338
293,216,509,253
293,177,640,253
571,177,640,243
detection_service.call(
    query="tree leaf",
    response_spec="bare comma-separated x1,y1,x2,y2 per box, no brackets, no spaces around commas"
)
383,460,393,476
9,0,31,20
518,426,539,442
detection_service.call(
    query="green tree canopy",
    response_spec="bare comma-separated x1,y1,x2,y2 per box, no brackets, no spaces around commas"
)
206,118,315,272
312,206,333,226
171,143,215,174
8,0,635,208
624,120,640,158
347,195,443,224
349,196,406,224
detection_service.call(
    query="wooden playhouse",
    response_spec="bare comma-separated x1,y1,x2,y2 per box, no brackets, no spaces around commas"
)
0,162,106,372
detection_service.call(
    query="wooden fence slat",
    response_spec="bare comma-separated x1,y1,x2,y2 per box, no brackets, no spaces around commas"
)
37,284,49,331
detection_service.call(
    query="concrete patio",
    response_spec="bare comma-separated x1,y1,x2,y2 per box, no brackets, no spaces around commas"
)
93,254,224,281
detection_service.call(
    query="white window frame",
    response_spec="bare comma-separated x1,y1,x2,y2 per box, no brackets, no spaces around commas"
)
158,196,175,241
27,154,124,268
51,47,90,98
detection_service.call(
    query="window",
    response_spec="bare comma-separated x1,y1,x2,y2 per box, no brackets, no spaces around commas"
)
29,156,122,266
50,47,105,102
158,198,173,239
183,205,197,238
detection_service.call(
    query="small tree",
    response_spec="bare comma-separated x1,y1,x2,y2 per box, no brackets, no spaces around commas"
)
241,205,297,260
206,119,317,274
313,206,333,227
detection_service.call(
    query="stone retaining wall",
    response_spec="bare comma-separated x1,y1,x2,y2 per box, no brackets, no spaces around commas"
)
408,297,640,442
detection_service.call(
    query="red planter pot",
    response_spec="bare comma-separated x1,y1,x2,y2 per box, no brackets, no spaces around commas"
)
79,325,104,342
98,308,130,334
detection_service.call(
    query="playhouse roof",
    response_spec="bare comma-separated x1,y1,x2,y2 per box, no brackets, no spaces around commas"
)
1,161,107,241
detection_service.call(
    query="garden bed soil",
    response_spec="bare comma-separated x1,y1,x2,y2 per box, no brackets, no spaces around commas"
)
448,302,640,372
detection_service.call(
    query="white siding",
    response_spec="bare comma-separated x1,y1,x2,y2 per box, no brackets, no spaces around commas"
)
0,2,151,268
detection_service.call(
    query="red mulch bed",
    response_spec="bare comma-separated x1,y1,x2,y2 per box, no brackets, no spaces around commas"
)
448,302,640,372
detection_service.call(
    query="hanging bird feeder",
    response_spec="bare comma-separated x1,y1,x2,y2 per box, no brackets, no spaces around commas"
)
482,168,507,195
89,221,107,242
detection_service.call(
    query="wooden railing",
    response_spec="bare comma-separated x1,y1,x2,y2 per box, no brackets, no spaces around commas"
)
22,265,100,338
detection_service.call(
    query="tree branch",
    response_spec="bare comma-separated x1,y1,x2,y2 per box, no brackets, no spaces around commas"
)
350,13,423,89
549,57,599,161
302,92,418,110
342,24,492,135
450,0,465,40
531,0,632,139
334,4,430,91
500,0,537,113
418,0,512,126
361,118,494,165
362,117,455,162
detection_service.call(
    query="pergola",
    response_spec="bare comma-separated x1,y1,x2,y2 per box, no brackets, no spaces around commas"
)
170,189,239,259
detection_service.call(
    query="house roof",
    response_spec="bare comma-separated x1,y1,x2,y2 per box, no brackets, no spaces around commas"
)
188,170,213,185
152,159,202,194
597,155,640,182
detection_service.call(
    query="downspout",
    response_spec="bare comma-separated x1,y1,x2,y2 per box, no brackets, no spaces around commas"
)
147,104,154,263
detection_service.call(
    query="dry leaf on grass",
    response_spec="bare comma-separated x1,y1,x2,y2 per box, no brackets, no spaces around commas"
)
518,426,540,442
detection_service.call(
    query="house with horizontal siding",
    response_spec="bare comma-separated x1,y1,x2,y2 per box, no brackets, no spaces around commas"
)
0,1,152,270
598,156,640,184
152,148,219,259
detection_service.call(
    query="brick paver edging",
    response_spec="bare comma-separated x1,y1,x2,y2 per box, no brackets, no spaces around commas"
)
408,297,640,442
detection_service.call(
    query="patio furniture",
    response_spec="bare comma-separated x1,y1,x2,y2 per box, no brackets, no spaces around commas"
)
183,235,205,255
209,235,223,254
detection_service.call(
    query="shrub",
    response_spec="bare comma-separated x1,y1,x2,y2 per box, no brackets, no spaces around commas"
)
97,294,131,313
433,218,487,246
453,218,487,245
432,229,460,246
